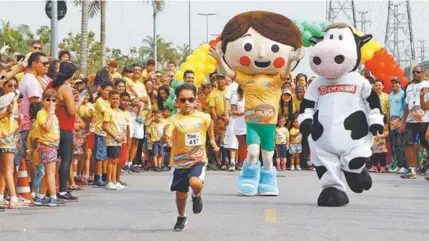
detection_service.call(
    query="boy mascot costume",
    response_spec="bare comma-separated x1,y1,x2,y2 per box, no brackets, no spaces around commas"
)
210,11,304,196
298,22,385,206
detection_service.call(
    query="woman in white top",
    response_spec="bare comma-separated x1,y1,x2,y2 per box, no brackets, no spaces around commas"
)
231,85,246,170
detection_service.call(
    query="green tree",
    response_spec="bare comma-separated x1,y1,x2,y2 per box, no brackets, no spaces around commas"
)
0,20,34,54
177,43,191,63
35,25,51,54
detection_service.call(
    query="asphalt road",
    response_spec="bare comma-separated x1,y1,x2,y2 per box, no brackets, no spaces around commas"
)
1,171,429,241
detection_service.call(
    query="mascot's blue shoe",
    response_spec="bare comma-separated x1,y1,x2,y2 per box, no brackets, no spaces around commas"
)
258,167,279,196
237,161,261,196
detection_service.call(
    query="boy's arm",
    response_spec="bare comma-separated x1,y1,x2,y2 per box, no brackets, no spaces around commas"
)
208,119,220,152
102,121,120,142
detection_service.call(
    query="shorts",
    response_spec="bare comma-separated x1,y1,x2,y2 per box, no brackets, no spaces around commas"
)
87,132,95,150
94,134,108,161
246,123,276,151
107,146,121,159
275,144,287,158
119,143,128,167
169,162,206,193
38,144,59,164
152,141,164,155
404,122,428,146
289,143,302,155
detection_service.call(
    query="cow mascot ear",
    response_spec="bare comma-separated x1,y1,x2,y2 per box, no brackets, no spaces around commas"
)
310,36,324,46
357,34,373,48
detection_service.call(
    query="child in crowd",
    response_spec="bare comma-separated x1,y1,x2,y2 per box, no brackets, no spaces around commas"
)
103,90,129,190
289,115,302,171
147,110,166,171
275,116,289,171
33,89,61,206
370,124,389,173
215,117,228,169
117,92,131,184
70,89,85,190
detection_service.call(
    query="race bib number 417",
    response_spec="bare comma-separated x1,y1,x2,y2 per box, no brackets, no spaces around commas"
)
185,132,202,147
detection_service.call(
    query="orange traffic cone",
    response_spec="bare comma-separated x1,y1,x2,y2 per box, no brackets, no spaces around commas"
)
17,159,32,201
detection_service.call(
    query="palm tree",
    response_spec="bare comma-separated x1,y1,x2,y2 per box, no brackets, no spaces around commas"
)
177,43,191,63
99,0,107,68
145,0,166,69
0,21,34,53
74,0,101,73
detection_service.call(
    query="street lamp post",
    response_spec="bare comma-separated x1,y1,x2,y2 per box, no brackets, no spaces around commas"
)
50,0,58,57
198,13,217,43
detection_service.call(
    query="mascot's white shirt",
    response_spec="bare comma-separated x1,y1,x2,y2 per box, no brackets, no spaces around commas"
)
299,72,384,153
404,80,429,123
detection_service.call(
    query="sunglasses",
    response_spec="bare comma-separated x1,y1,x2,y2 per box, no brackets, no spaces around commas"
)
0,75,5,80
33,46,42,50
168,75,174,78
179,97,195,104
413,71,422,74
156,75,162,78
45,97,57,103
7,84,17,88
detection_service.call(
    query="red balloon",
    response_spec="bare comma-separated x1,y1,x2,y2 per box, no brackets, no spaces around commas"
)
216,35,221,42
209,40,217,47
378,73,387,81
398,69,406,79
384,82,392,93
373,50,385,61
400,77,408,88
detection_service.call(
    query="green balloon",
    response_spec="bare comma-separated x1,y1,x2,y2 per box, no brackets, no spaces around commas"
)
166,98,174,109
170,90,176,98
302,30,313,47
171,80,177,89
321,21,330,31
309,24,323,37
295,23,304,34
175,80,184,88
301,20,311,31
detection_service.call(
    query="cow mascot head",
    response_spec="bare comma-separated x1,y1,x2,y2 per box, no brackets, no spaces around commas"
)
309,22,372,79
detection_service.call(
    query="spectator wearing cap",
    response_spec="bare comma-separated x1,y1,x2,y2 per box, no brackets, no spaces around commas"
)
108,61,122,80
279,88,295,129
389,77,407,173
73,79,85,93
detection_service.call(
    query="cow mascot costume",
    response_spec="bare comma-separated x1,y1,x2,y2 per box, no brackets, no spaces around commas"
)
210,11,304,196
298,22,385,206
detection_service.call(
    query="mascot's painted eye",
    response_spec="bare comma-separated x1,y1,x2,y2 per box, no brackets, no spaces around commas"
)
243,42,253,52
339,35,343,40
329,34,334,40
271,44,280,53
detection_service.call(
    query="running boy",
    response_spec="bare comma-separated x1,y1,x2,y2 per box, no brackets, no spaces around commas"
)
162,84,219,231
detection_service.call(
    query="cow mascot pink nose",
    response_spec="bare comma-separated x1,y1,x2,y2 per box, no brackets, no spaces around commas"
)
298,23,385,207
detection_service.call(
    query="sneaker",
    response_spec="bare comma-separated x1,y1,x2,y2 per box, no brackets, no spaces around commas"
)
45,197,59,207
115,182,127,190
229,164,235,172
118,180,127,186
379,166,387,173
56,199,66,205
0,199,9,208
391,166,401,173
106,182,117,190
192,194,203,214
33,196,48,206
8,198,30,209
400,168,417,179
58,192,79,201
94,179,106,187
130,166,143,173
290,165,295,171
221,165,227,170
296,165,302,171
397,167,407,174
369,166,378,172
173,216,188,231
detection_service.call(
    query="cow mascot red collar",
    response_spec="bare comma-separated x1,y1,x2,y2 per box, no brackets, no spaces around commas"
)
298,23,385,207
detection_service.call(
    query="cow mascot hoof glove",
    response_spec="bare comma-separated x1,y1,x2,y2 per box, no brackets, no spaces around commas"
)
298,23,385,207
210,11,304,196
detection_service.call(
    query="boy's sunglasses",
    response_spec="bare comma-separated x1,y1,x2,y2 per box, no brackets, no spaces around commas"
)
45,97,57,102
178,97,195,104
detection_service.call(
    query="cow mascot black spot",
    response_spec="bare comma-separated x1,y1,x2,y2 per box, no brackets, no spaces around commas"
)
298,23,384,207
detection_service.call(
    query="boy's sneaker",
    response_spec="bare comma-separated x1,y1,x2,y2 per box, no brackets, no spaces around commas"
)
58,192,79,201
397,167,407,174
290,165,295,171
400,168,417,179
296,165,302,171
173,216,188,231
106,182,117,190
45,197,59,207
192,194,203,214
229,164,235,172
379,166,387,173
369,166,378,172
115,182,127,190
33,196,48,206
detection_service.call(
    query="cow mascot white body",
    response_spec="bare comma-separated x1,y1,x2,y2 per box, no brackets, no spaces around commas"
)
298,23,385,206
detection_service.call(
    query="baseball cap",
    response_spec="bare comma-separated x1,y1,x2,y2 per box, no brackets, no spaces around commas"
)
74,79,84,85
109,61,117,67
391,77,400,83
216,73,225,79
282,88,292,95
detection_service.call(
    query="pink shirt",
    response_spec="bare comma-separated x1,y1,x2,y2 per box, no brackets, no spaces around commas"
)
18,73,43,131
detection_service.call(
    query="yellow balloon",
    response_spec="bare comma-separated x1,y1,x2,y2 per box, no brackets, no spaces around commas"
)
207,55,218,65
180,62,194,72
186,55,196,64
195,51,208,63
360,48,374,64
200,43,210,53
192,49,201,55
366,40,381,52
194,62,206,74
205,63,216,75
195,73,206,86
175,70,183,81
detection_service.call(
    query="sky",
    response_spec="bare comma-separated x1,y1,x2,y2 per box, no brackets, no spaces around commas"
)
1,0,428,76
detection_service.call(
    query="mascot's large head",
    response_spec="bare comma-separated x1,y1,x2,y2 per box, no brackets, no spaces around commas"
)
309,22,372,80
219,11,303,75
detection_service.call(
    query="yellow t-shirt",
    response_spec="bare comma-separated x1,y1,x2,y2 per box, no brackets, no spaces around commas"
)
127,78,148,99
147,119,166,144
165,111,211,169
208,88,227,116
275,126,289,145
281,101,296,118
0,103,19,149
378,92,389,116
93,98,110,137
289,127,302,145
234,71,283,124
34,109,60,148
292,95,302,114
109,72,122,80
104,107,131,146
